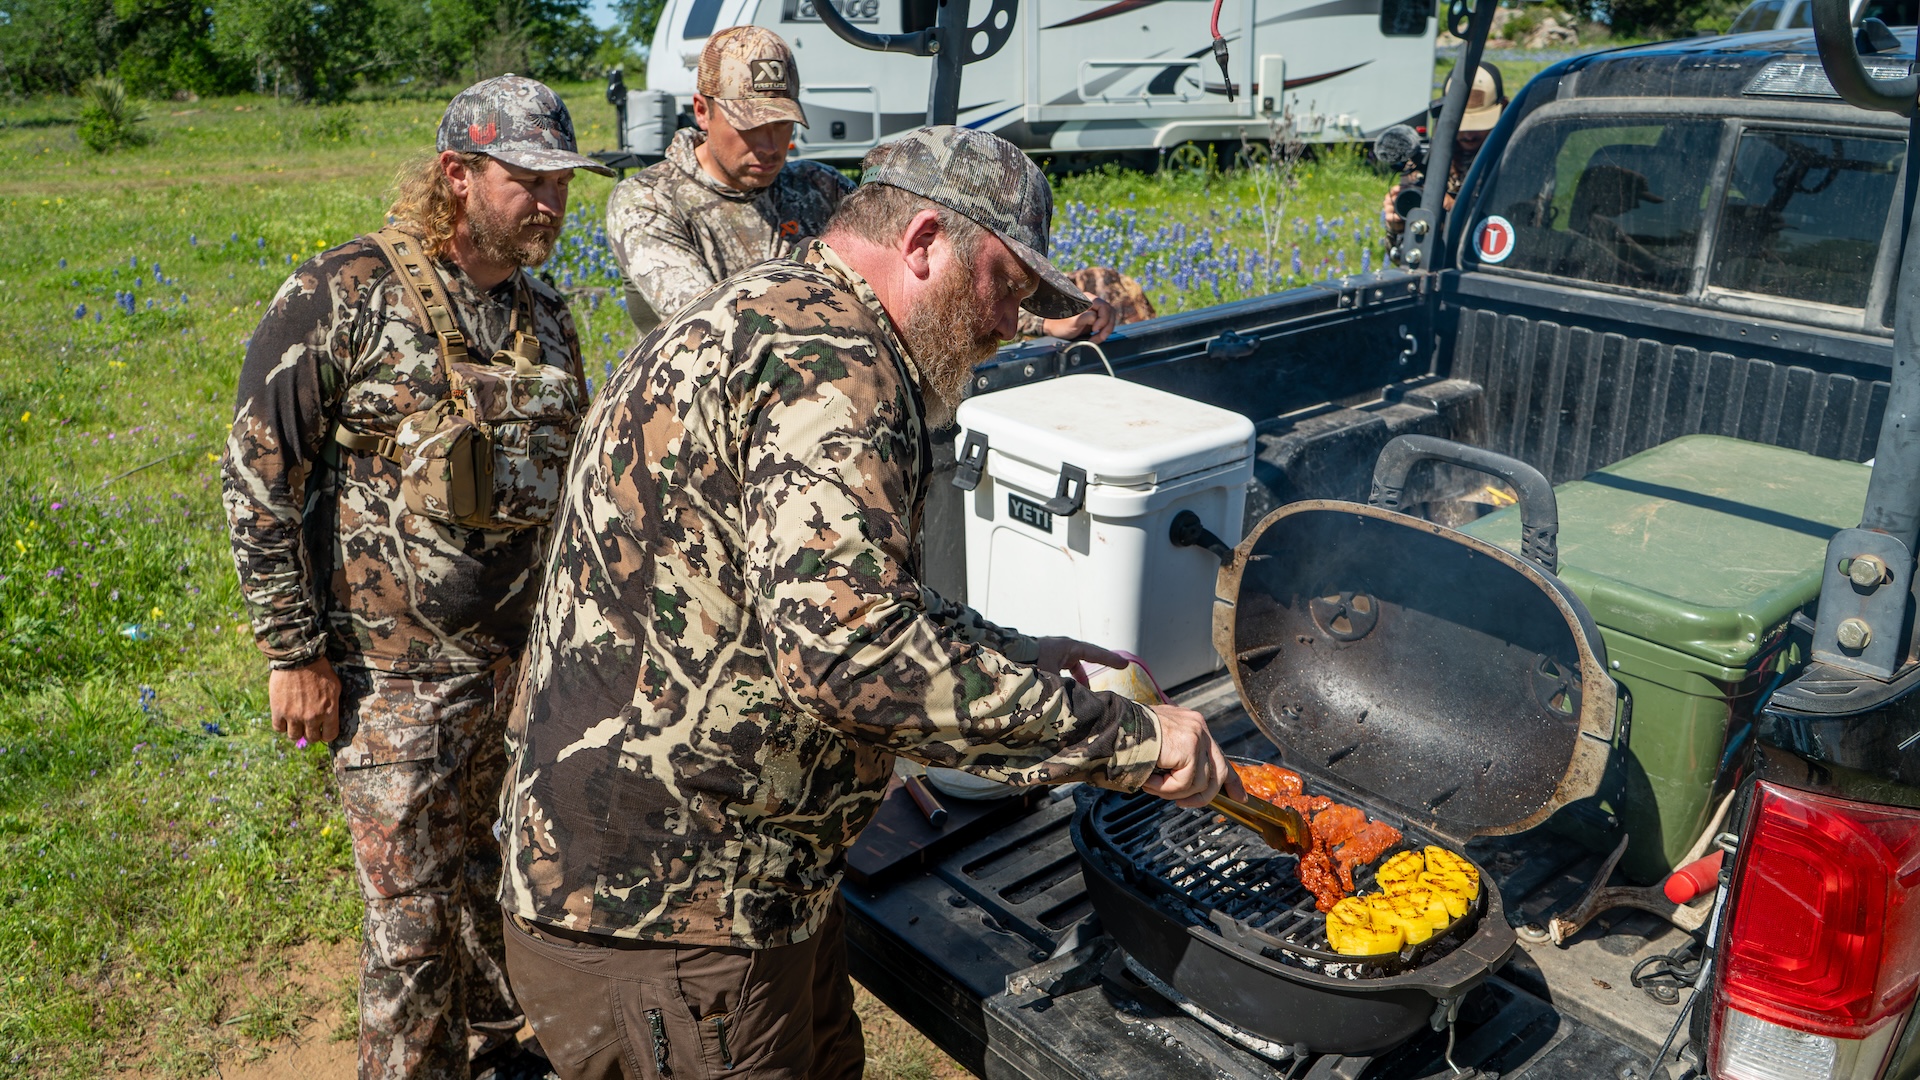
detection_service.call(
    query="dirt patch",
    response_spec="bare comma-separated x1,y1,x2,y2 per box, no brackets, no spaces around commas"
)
213,939,357,1080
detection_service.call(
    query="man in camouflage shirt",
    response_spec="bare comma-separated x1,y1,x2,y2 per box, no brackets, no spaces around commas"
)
498,126,1235,1080
604,25,852,336
221,76,613,1080
605,25,1118,343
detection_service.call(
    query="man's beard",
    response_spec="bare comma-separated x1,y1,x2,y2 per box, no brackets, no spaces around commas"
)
901,263,1003,428
468,198,557,268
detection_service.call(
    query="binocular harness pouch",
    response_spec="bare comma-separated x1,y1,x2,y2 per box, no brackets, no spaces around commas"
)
333,229,582,530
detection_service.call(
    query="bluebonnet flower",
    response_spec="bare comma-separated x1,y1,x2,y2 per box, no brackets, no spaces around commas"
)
138,685,157,711
73,304,86,320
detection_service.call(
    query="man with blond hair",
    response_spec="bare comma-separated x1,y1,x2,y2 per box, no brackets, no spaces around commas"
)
222,74,611,1080
498,126,1233,1080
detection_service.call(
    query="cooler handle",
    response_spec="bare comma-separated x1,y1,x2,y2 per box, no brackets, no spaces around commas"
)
953,430,988,491
1044,464,1088,516
1367,434,1560,574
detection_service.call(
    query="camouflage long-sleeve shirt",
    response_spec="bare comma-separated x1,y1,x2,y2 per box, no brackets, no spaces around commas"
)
605,127,852,335
221,238,585,673
499,239,1161,948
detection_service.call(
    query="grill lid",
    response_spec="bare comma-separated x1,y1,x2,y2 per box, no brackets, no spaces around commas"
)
1212,437,1617,844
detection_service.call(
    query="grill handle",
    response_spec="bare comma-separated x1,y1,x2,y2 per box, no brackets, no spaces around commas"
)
1367,435,1560,575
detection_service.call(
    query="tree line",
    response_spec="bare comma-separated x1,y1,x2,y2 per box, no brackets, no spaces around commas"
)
0,0,672,100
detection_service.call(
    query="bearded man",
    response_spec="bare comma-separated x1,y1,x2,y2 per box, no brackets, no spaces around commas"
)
496,126,1236,1080
221,75,612,1080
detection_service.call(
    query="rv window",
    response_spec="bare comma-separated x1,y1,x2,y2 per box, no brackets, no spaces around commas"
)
1728,0,1783,32
1709,131,1901,309
1785,0,1812,27
684,0,725,39
902,0,936,33
1470,117,1723,294
1859,0,1919,23
1380,0,1428,36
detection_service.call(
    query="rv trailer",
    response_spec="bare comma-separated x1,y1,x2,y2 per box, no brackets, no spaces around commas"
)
640,0,1437,162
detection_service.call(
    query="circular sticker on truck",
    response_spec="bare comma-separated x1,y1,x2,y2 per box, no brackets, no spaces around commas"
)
1475,216,1515,264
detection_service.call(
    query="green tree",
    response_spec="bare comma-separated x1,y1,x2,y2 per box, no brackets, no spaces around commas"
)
0,0,115,96
612,0,667,53
208,0,378,100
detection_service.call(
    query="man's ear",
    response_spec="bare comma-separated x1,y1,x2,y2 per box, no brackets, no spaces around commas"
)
898,208,944,283
441,150,478,201
692,94,713,132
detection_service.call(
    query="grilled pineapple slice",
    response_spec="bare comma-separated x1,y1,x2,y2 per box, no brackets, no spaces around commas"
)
1371,892,1442,944
1326,897,1404,956
1424,846,1480,891
1419,873,1473,917
1375,850,1426,894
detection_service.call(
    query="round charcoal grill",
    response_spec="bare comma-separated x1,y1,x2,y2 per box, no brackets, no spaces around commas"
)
1074,436,1621,1057
1080,782,1486,977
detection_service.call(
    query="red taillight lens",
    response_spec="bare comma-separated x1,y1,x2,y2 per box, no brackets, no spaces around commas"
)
1715,781,1920,1037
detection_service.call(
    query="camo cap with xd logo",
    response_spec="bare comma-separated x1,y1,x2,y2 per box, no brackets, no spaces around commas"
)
438,74,616,176
859,126,1091,319
698,26,809,130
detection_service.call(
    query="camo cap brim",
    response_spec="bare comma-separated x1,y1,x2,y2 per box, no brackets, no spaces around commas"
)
713,95,809,131
440,73,616,177
859,127,1090,319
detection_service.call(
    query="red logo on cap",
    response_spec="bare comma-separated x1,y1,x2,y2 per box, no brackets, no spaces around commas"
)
468,121,498,146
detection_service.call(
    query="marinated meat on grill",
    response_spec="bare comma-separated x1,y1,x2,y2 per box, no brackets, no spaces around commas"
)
1297,848,1345,912
1332,820,1404,892
1234,762,1304,801
1228,762,1406,910
1311,805,1368,848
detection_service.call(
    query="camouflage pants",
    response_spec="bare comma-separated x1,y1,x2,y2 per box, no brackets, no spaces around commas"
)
334,660,525,1080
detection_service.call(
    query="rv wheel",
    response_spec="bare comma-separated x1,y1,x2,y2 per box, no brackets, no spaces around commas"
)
1235,141,1271,170
1164,143,1209,175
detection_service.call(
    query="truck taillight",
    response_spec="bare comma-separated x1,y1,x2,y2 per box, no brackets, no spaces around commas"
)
1709,782,1920,1080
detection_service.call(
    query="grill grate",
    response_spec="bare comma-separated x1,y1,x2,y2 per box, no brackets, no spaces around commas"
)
1084,787,1479,975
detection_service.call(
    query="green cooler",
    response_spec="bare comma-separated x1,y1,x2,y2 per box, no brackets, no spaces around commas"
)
1460,435,1872,882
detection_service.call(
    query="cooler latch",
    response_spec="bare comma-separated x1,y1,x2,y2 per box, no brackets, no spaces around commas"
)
953,431,989,491
1044,464,1088,516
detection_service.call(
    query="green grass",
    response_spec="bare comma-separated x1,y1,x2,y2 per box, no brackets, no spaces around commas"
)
0,80,642,1078
1047,146,1396,315
0,75,1408,1076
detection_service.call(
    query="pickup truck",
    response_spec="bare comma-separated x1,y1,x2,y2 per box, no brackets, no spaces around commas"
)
845,21,1920,1080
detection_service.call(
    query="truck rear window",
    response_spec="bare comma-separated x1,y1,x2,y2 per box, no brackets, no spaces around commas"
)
1471,118,1723,294
1708,131,1900,310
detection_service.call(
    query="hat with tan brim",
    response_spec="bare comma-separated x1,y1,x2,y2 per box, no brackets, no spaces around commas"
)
699,26,810,129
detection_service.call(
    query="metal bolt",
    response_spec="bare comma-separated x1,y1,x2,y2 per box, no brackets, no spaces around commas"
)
1838,618,1873,651
1023,364,1035,377
1411,220,1429,238
927,37,940,52
1405,248,1423,267
975,376,989,389
1849,554,1889,588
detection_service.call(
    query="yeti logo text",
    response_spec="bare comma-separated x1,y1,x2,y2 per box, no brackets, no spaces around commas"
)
750,60,789,92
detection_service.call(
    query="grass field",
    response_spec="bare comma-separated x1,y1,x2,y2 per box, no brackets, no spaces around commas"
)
0,54,1571,1076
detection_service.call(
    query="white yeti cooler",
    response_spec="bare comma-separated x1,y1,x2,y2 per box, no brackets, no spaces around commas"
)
953,375,1256,689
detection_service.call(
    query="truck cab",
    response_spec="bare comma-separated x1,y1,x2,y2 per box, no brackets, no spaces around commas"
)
848,24,1920,1080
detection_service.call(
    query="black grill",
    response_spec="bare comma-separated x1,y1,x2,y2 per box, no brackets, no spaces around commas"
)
1081,787,1484,979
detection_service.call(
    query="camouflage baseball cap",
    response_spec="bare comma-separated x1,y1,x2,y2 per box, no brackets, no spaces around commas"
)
860,127,1089,318
698,27,808,130
438,74,616,176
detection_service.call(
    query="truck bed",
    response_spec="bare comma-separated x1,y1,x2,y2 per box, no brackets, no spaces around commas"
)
843,674,1699,1080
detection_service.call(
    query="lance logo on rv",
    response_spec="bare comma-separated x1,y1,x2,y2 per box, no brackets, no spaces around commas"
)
750,60,789,93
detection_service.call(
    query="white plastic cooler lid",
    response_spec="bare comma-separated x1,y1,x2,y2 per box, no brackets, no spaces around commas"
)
955,375,1255,488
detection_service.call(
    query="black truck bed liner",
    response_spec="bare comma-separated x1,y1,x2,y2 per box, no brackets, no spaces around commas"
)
843,675,1701,1080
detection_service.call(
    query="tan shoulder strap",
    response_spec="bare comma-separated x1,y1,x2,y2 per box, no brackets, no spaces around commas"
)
369,228,472,380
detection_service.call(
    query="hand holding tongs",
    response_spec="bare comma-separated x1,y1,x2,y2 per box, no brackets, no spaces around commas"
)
1211,792,1310,855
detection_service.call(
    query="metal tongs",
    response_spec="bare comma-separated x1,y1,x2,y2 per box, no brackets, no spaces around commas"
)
1211,792,1309,855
